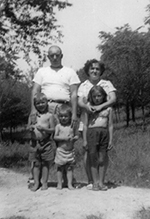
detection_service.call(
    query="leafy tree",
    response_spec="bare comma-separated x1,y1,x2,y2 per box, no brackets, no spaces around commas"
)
0,78,31,139
98,24,150,126
0,0,72,64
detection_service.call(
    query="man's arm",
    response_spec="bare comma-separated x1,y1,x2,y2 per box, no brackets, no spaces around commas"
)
70,84,79,123
29,82,41,125
31,82,41,114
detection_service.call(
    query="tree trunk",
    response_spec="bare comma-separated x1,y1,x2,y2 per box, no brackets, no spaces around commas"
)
125,101,130,127
131,101,135,122
142,105,146,131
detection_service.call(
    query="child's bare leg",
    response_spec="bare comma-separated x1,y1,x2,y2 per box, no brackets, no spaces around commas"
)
84,151,93,185
41,161,49,190
90,154,99,184
67,167,74,190
98,151,108,190
57,166,63,189
30,161,41,192
62,168,67,187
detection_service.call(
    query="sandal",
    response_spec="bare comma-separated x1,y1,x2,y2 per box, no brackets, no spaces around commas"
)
92,183,99,191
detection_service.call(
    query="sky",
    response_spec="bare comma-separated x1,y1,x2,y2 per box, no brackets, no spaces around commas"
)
18,0,150,71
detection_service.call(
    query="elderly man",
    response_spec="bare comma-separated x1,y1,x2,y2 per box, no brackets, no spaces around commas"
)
30,45,80,127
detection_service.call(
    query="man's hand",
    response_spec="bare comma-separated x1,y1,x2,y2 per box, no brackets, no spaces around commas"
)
36,125,44,131
29,112,37,125
107,143,113,151
83,141,88,151
70,135,79,142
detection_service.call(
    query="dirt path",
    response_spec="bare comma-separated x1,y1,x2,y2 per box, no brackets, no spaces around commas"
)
0,168,150,219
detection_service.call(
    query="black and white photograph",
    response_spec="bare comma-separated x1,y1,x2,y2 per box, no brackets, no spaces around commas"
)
1,0,150,219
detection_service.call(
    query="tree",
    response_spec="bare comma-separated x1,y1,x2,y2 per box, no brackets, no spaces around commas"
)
0,0,72,64
0,78,31,140
98,24,150,126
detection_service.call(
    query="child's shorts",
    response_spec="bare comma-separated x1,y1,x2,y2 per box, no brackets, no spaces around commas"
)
29,139,55,163
54,147,75,167
87,127,109,167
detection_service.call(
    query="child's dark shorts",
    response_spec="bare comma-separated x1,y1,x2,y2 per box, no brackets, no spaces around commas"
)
29,138,55,163
87,127,109,167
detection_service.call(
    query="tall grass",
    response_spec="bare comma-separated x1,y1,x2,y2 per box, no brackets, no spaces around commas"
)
1,123,150,187
106,125,150,187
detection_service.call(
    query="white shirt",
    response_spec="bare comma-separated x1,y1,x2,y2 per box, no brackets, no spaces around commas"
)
78,79,116,99
33,66,80,101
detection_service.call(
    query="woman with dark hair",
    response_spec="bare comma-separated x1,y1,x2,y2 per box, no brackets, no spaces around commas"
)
77,59,116,189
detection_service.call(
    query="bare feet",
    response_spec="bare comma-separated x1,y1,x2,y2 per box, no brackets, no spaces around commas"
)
57,184,62,190
68,185,75,190
30,184,40,192
41,183,48,190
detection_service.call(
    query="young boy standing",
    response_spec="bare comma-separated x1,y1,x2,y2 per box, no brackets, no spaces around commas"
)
27,93,55,191
54,104,79,190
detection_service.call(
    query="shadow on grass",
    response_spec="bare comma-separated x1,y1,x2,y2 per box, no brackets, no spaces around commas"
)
134,207,150,219
105,180,121,189
1,217,29,219
28,181,87,190
86,214,104,219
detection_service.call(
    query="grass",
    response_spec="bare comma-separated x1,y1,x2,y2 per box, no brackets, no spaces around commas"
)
1,120,150,188
0,217,29,219
86,214,103,219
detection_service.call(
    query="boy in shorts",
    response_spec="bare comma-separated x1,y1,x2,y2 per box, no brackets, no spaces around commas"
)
54,104,79,190
27,93,55,191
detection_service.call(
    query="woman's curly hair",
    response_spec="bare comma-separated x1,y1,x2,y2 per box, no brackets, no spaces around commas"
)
83,59,105,76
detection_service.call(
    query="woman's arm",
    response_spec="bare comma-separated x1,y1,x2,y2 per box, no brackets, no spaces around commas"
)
108,108,113,151
78,96,94,113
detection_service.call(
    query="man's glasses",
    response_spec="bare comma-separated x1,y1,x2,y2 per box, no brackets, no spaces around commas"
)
49,54,61,58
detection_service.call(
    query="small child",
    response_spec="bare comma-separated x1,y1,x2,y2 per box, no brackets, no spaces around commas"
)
27,93,55,191
83,85,113,191
54,104,79,190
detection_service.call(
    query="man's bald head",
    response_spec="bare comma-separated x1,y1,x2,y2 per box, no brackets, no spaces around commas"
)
48,45,62,56
47,45,63,69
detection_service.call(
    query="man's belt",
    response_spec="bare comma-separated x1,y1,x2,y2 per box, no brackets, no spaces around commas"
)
48,99,69,104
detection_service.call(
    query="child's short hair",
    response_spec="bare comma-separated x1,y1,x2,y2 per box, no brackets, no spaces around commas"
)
33,93,48,105
88,85,107,105
58,104,72,117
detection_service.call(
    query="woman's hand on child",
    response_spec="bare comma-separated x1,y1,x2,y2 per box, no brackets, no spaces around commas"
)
91,105,103,113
